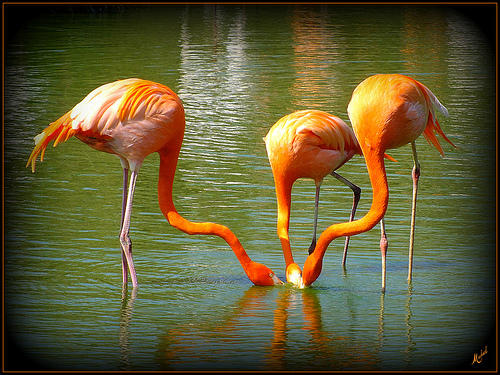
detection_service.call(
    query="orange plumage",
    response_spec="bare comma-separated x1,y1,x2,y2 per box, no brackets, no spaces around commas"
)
265,110,361,182
265,109,362,286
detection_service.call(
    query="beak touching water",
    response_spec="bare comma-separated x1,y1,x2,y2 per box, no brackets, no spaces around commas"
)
271,273,285,285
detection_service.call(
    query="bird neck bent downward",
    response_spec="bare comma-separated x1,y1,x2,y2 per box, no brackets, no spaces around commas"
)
156,146,252,267
313,148,389,260
274,175,295,266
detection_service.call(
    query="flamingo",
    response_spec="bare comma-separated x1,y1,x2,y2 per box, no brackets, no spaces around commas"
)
26,78,283,288
264,109,362,287
302,74,456,291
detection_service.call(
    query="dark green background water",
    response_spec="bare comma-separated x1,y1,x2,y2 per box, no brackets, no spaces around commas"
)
4,4,496,371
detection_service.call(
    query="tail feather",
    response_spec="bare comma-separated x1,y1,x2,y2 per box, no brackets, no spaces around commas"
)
412,78,456,156
422,114,456,157
26,112,74,172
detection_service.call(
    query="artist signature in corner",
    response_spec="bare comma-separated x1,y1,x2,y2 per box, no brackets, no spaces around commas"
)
472,346,488,365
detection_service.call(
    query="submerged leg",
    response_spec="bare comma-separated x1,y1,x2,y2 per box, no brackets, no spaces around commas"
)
408,141,420,283
308,183,321,255
120,169,139,288
120,167,129,285
380,218,388,293
330,171,361,267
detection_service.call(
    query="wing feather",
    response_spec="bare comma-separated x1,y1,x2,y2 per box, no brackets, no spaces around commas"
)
27,78,182,172
294,110,361,155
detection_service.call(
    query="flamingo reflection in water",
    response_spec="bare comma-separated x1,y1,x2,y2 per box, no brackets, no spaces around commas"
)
157,286,378,371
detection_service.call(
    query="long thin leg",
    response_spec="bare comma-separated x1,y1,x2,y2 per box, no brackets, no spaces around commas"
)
120,169,139,288
120,167,129,285
408,141,420,283
380,218,388,293
308,183,321,255
330,171,361,267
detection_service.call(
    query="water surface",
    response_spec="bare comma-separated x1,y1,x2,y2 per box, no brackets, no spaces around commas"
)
4,4,496,371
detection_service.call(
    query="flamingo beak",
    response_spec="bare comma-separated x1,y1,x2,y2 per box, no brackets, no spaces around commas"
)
271,273,285,285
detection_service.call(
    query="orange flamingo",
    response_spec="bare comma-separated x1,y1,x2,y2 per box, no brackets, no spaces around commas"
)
26,78,283,288
302,74,456,291
264,110,362,287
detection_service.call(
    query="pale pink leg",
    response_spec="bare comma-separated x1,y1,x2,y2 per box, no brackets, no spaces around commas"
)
120,167,129,286
120,170,139,288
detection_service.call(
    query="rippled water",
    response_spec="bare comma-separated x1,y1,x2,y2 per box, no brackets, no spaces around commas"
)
4,4,496,371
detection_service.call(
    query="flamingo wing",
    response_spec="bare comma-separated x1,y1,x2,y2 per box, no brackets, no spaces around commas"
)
27,78,184,172
293,110,361,156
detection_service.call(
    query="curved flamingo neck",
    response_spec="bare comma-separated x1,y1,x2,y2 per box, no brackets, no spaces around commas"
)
274,174,295,266
157,146,252,267
313,147,388,261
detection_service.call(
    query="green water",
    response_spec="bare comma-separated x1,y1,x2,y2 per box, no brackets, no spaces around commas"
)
4,4,496,371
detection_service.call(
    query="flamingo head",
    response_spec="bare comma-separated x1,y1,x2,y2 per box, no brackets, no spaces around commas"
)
286,263,304,288
246,261,284,286
302,253,323,287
